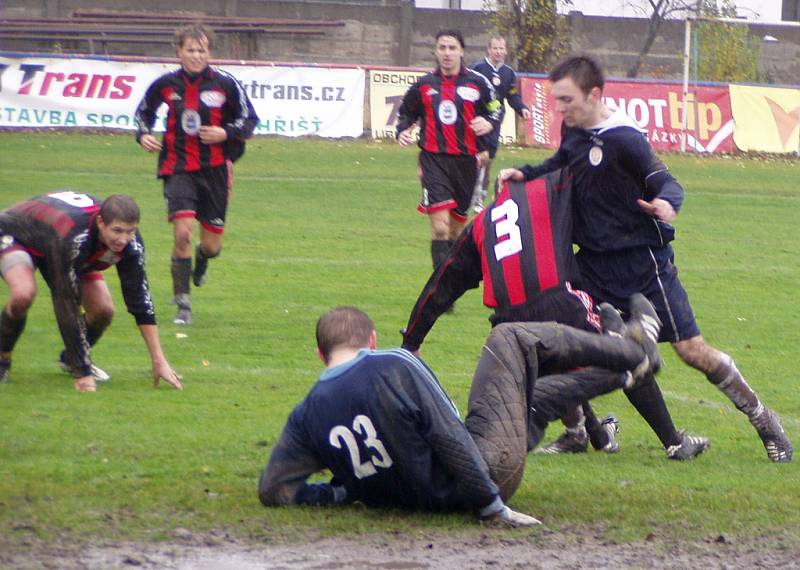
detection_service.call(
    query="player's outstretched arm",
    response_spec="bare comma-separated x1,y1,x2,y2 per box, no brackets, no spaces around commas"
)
138,324,182,390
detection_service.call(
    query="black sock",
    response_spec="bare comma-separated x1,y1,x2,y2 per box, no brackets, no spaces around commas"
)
0,308,26,355
430,240,451,270
625,375,681,448
171,257,192,297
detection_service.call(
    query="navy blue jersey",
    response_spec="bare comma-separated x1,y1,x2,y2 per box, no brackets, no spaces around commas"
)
470,58,527,120
403,174,599,352
396,67,500,156
519,110,684,252
134,66,257,177
259,349,500,512
0,191,156,376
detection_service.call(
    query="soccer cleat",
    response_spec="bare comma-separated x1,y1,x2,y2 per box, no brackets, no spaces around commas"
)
173,294,192,325
482,506,541,528
535,430,588,454
0,359,10,383
751,407,793,463
192,245,208,287
626,293,663,377
589,414,621,453
598,302,626,337
666,430,710,460
58,352,111,382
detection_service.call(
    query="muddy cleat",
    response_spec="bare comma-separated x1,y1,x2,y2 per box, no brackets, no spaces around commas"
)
598,303,626,337
0,359,10,383
173,294,192,325
590,414,621,453
58,352,110,382
192,245,208,287
626,293,663,377
666,430,710,460
535,430,588,454
751,407,793,463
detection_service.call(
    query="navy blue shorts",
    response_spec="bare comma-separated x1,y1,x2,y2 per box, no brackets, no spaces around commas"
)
575,245,700,343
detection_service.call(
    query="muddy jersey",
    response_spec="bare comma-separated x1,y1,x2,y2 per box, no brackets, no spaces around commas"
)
134,65,258,176
260,349,500,512
0,191,156,375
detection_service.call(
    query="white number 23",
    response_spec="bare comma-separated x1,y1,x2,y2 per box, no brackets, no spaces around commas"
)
329,415,394,479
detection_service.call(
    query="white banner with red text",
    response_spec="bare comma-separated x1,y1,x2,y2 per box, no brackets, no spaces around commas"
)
0,55,365,137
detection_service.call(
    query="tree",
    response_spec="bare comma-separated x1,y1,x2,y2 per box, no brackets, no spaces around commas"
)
625,0,702,78
484,0,572,73
696,0,761,82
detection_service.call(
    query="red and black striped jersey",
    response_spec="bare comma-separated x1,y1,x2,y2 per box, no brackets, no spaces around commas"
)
396,67,500,156
134,66,257,177
403,173,592,351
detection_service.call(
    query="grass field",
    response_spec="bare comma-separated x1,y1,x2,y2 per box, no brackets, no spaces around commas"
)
0,132,798,552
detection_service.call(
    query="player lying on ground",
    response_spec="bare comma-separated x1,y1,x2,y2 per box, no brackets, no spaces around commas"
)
0,191,183,392
258,303,659,523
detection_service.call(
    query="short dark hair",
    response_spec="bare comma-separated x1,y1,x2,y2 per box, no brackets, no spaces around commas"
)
174,23,215,50
316,306,375,363
435,29,465,49
100,194,140,225
549,55,605,95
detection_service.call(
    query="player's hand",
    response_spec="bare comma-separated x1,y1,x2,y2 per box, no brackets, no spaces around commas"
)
153,361,183,390
397,128,415,147
139,134,162,152
497,168,524,183
199,126,228,145
521,108,532,121
482,505,541,528
74,375,96,393
470,116,493,136
637,198,676,222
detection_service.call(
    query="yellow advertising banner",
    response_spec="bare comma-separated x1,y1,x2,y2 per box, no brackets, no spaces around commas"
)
368,69,517,143
729,85,800,153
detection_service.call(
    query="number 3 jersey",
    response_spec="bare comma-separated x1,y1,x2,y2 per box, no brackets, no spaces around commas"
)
260,349,500,512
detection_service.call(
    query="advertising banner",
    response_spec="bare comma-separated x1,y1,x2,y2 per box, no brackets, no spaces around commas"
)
729,84,800,153
369,68,518,143
0,55,365,138
521,77,735,153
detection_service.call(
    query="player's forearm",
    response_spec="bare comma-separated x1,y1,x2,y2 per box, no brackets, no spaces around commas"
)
138,324,168,367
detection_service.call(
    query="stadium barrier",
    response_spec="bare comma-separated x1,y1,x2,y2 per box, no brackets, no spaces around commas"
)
0,53,798,154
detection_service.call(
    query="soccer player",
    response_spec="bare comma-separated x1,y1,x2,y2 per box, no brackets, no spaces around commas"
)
0,191,183,393
499,55,791,462
469,35,532,212
135,24,258,325
396,29,501,271
401,175,623,454
259,306,658,520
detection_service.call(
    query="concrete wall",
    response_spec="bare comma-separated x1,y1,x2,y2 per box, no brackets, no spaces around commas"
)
2,0,798,84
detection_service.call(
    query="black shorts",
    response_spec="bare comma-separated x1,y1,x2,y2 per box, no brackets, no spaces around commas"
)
489,284,602,334
417,151,478,223
163,164,230,234
576,244,700,343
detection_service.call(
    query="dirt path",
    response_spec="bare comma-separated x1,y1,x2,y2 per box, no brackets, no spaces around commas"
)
5,529,800,569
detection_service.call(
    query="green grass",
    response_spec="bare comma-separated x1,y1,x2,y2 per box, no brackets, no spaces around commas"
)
0,133,798,548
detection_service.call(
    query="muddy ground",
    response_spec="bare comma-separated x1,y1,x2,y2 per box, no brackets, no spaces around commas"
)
4,527,799,569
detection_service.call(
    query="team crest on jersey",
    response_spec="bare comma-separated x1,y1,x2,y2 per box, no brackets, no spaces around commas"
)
456,86,479,102
0,235,14,251
181,110,202,135
200,90,226,108
169,92,182,101
588,145,603,166
438,100,458,125
492,76,501,86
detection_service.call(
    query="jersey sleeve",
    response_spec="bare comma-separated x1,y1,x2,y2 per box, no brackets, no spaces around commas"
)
402,225,483,351
505,70,527,117
396,80,423,136
258,406,340,507
133,75,165,144
619,131,685,212
475,72,501,128
219,70,259,142
395,355,500,511
116,233,156,326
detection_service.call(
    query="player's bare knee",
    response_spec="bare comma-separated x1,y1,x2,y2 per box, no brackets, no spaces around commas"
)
7,287,35,317
87,304,114,329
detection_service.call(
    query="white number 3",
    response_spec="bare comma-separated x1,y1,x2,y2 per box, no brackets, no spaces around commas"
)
49,191,95,208
329,415,394,479
491,199,523,261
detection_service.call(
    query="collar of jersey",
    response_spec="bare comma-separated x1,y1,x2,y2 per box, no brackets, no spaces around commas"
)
318,349,372,382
